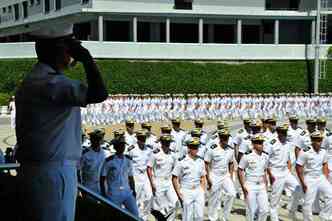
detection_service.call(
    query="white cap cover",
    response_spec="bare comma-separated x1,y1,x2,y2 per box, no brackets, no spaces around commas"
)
30,24,73,39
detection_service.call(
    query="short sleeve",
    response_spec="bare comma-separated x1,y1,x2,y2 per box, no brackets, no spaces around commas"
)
238,155,248,170
101,161,109,177
147,154,155,168
239,142,248,154
296,151,306,166
204,149,212,163
200,161,206,177
172,161,182,177
128,159,133,177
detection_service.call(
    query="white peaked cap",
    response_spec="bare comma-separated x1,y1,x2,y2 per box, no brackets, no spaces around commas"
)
29,24,74,39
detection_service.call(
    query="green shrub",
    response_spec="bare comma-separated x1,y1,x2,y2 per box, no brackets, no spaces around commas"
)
0,59,331,95
0,93,10,106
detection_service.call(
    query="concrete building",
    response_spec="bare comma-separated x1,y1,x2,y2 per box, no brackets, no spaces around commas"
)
0,0,331,60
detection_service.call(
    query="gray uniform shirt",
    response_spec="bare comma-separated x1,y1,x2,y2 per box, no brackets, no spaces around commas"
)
15,63,88,163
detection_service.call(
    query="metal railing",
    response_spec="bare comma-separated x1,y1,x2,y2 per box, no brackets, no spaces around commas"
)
0,163,141,221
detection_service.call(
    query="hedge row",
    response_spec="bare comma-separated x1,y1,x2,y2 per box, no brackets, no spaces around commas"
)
0,59,332,105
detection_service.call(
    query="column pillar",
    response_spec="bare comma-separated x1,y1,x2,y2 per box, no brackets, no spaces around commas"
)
98,15,104,42
274,19,279,44
166,18,170,43
199,18,204,43
237,19,242,44
133,17,137,42
311,19,316,44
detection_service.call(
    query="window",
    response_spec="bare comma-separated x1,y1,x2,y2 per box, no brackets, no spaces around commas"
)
14,4,19,20
55,0,61,10
2,8,6,13
23,1,28,18
44,0,50,13
174,0,192,10
8,6,12,13
82,0,89,4
36,0,40,5
29,0,34,7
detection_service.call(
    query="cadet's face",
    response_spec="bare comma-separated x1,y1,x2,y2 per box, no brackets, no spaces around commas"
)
161,141,171,149
219,135,229,145
307,124,316,132
317,123,326,130
115,144,125,154
126,125,134,133
253,141,264,152
172,123,180,129
290,121,298,129
311,138,322,150
188,147,199,156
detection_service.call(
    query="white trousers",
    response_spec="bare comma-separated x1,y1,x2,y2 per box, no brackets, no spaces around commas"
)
134,176,153,221
270,171,302,221
182,187,205,221
208,176,236,221
303,175,332,221
151,181,178,221
245,182,269,221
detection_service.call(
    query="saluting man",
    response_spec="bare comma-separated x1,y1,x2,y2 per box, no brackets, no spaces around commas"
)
238,134,270,221
172,138,206,221
205,129,236,221
147,134,178,221
296,131,332,221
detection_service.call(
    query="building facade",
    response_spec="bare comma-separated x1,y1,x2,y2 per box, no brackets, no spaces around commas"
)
0,0,331,60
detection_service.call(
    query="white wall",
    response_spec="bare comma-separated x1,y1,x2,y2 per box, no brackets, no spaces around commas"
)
0,41,330,60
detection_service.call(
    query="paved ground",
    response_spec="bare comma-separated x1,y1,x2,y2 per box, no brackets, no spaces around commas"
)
0,115,324,221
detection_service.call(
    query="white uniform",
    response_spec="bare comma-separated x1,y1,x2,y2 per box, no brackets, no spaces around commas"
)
171,129,187,158
172,155,206,221
297,148,332,221
205,144,236,221
148,148,178,220
80,148,110,194
265,138,301,221
127,144,153,221
125,132,137,150
322,133,332,183
238,150,269,221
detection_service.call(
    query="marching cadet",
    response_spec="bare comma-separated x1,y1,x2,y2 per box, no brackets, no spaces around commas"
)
124,119,138,148
147,134,178,221
127,130,153,221
141,122,158,147
205,129,236,221
265,125,301,221
181,129,207,159
237,119,263,162
262,118,278,142
79,129,110,194
171,118,187,158
321,130,332,184
238,134,269,221
233,119,251,157
172,138,206,221
194,119,208,144
295,119,316,159
317,118,330,137
100,133,139,217
296,131,332,221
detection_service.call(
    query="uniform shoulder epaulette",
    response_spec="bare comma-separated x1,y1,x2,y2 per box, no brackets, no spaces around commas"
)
210,144,218,149
270,139,277,145
178,156,186,161
300,130,306,136
82,148,90,155
245,150,252,154
106,155,115,161
127,145,135,151
244,135,250,140
226,144,234,150
198,156,204,160
153,148,160,154
170,149,175,153
124,154,132,160
238,128,244,134
262,150,268,155
146,144,153,149
303,146,311,152
326,131,332,137
211,134,218,139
